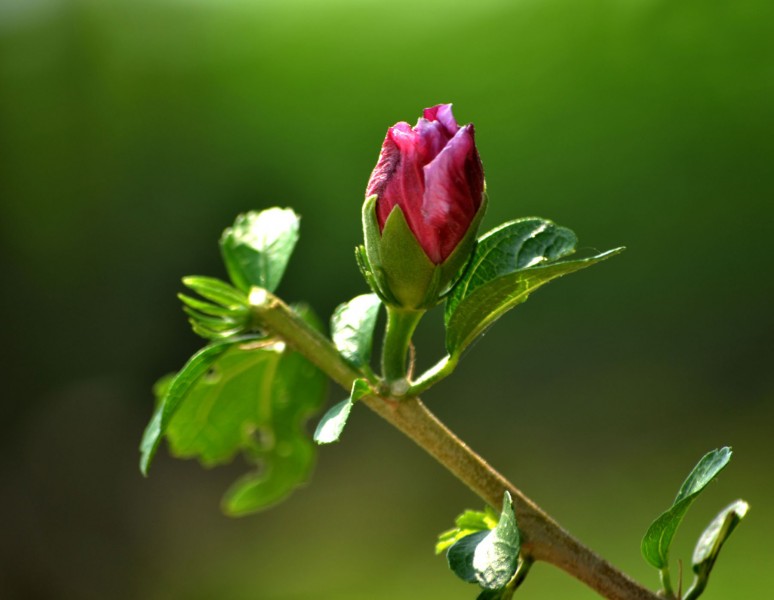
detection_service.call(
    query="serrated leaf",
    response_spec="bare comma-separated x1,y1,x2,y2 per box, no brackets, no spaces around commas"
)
331,293,381,367
446,218,577,317
313,399,353,445
692,499,749,575
447,492,521,590
313,378,370,445
140,337,252,475
221,343,327,515
444,218,622,355
641,447,733,569
220,208,300,293
164,342,286,466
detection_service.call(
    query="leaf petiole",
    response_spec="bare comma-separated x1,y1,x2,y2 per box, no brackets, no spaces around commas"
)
659,566,676,599
407,353,459,396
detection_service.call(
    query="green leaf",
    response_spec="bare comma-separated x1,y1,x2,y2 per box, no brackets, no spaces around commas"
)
436,508,499,555
179,277,252,340
140,337,252,475
330,293,381,367
641,447,733,569
139,307,327,515
444,218,622,356
220,208,300,293
182,276,248,308
367,200,439,309
312,399,353,445
313,378,370,445
446,218,577,318
178,293,239,318
221,343,327,515
692,499,749,576
447,492,521,590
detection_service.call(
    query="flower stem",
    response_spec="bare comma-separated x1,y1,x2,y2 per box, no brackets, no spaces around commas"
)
250,289,660,600
381,306,423,386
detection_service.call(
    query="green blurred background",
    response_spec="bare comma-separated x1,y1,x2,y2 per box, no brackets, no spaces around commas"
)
1,0,772,598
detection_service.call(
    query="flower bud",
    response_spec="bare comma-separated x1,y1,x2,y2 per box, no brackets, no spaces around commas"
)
360,104,486,309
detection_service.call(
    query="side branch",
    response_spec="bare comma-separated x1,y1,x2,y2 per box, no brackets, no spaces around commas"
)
251,290,659,600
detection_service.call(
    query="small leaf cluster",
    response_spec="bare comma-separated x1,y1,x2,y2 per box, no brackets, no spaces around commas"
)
140,208,328,515
640,447,748,599
439,493,528,600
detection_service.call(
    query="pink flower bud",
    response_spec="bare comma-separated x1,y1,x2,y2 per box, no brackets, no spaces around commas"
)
366,104,485,264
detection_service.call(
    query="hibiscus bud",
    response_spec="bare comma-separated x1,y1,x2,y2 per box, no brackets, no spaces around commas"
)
359,104,487,309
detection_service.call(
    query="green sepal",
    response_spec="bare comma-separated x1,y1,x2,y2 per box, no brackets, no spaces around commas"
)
363,196,437,308
219,207,300,293
436,192,488,298
355,244,395,305
360,194,486,309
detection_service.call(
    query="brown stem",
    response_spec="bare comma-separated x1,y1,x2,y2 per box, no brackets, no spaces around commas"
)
250,290,659,600
370,398,659,600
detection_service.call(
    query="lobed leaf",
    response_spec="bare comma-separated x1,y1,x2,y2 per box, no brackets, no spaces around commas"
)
140,307,327,515
140,337,251,475
447,492,521,590
330,293,381,367
641,447,733,569
444,218,622,356
220,208,300,293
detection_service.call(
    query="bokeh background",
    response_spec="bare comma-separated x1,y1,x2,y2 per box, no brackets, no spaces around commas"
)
1,0,772,598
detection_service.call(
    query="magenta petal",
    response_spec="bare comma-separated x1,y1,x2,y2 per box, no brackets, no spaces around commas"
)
377,134,426,234
414,118,453,163
423,104,458,137
366,133,400,217
365,104,484,264
422,126,482,261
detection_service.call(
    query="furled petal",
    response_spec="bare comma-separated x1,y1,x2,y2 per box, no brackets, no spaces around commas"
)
423,104,458,137
364,104,484,264
422,125,482,262
366,131,400,201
